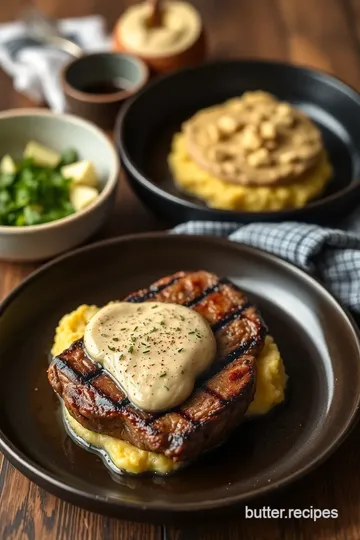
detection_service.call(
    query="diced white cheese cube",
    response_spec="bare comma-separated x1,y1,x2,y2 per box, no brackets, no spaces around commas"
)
24,141,61,168
0,154,16,174
70,185,99,211
61,160,98,188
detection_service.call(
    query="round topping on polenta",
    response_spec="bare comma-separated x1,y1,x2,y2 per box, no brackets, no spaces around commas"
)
183,91,324,187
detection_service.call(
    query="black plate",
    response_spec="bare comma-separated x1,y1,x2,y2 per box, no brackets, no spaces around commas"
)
116,59,360,225
0,233,360,523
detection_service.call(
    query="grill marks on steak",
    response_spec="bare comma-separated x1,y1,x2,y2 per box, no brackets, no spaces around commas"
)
48,271,267,462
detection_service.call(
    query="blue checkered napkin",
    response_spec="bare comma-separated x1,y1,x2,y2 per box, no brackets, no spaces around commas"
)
172,218,360,314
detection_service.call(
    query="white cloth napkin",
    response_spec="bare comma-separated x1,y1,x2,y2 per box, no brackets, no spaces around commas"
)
0,16,111,112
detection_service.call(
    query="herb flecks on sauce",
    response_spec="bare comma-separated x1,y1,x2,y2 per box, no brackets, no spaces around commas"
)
83,302,216,413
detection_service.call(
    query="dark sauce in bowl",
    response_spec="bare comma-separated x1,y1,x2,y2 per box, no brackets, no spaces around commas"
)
80,79,131,95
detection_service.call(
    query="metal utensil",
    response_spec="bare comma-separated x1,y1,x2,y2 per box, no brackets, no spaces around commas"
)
21,6,83,58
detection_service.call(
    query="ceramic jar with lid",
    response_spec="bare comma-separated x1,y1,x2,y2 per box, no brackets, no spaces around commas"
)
112,0,207,75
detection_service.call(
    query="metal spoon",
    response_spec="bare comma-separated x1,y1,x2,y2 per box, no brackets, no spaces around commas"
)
21,6,83,58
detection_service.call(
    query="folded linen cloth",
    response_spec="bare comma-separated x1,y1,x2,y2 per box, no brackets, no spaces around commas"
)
0,16,111,112
172,210,360,314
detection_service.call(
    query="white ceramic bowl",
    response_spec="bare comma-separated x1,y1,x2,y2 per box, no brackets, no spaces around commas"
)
0,109,120,262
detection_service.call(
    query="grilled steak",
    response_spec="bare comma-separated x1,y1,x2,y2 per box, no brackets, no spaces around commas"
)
48,271,267,462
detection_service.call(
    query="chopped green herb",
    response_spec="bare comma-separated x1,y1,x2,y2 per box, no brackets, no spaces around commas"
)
160,321,166,326
60,147,78,166
121,327,126,331
188,331,196,335
180,315,185,321
108,345,116,352
160,372,167,378
0,146,81,227
164,385,170,391
119,353,124,360
141,342,147,346
178,348,184,353
143,350,150,354
134,326,138,331
112,337,119,342
151,305,158,309
128,345,134,353
150,327,157,333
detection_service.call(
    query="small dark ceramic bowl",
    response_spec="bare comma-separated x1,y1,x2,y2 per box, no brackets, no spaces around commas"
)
116,59,360,225
62,52,149,130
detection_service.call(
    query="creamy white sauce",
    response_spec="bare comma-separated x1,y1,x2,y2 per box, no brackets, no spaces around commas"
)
84,302,216,412
119,1,201,58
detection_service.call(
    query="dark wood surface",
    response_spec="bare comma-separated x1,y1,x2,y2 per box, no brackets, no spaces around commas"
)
1,0,360,538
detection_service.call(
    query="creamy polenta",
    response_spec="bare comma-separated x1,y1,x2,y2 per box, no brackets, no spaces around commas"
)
247,335,287,416
53,304,287,474
169,133,332,212
51,304,99,356
64,407,178,474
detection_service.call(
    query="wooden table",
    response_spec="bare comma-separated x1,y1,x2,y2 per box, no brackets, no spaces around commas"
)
1,0,360,538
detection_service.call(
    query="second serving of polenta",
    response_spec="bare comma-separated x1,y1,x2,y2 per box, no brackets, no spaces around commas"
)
169,91,332,211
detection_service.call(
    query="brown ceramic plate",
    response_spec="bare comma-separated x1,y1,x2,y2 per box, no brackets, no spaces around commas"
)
0,233,360,522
